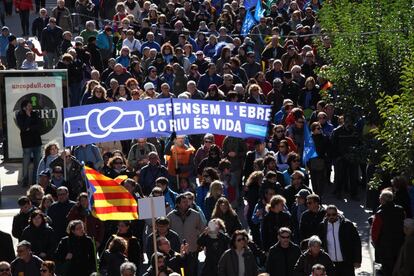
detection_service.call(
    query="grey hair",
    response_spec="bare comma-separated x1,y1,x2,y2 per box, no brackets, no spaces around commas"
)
380,189,394,203
308,235,322,247
120,262,136,274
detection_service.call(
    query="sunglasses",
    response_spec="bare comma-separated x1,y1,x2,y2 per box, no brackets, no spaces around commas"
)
40,269,48,273
236,237,246,242
279,235,290,239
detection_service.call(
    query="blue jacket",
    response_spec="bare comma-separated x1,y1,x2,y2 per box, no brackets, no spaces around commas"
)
0,34,9,56
141,41,160,52
73,144,103,170
203,43,216,58
195,185,209,214
116,55,130,68
163,187,178,209
96,31,113,51
282,167,307,187
197,73,223,93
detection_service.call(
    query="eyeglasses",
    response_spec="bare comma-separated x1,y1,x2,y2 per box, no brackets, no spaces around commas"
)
236,237,246,242
40,269,48,273
279,235,290,239
0,268,10,272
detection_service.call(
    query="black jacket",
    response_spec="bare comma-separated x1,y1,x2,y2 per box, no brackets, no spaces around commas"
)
300,206,326,240
293,249,335,276
12,209,34,240
86,43,103,72
41,25,63,53
218,247,258,276
31,16,49,39
197,232,231,276
0,230,15,262
55,234,96,276
99,250,128,276
47,200,76,240
21,224,56,259
6,43,16,69
16,110,42,148
266,241,301,276
105,233,141,269
262,211,291,251
318,216,362,264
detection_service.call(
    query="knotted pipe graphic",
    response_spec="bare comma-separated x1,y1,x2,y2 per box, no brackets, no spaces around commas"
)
63,106,145,139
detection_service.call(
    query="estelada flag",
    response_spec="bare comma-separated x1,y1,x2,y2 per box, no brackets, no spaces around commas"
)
84,166,138,221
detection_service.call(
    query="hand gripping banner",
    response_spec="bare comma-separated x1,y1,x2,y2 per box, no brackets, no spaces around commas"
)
63,99,271,147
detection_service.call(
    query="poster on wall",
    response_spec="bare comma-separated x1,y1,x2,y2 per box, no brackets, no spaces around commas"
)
1,71,68,160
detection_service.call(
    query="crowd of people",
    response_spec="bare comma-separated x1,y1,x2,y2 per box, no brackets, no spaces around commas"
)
0,0,414,275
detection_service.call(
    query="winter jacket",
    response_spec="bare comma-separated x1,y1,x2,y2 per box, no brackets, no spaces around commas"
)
293,249,335,276
37,154,59,182
14,0,33,11
198,232,231,276
318,215,362,264
73,144,103,170
139,163,169,196
167,208,205,252
266,241,301,276
21,224,56,259
300,206,326,240
41,25,63,53
47,200,76,240
262,211,292,250
16,110,42,148
66,204,105,244
52,6,73,32
218,247,258,276
99,250,128,276
0,230,15,262
10,254,43,276
31,16,49,39
55,234,97,276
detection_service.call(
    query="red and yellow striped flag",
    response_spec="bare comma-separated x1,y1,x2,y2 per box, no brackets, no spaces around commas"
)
84,166,138,221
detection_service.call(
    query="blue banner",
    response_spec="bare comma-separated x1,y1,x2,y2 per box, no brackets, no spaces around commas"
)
63,99,271,147
302,123,318,164
241,11,257,37
244,0,256,9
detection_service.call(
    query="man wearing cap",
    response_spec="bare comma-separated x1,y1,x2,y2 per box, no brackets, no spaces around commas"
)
37,170,57,199
241,51,262,79
41,17,63,69
0,27,10,65
31,8,49,40
10,241,43,276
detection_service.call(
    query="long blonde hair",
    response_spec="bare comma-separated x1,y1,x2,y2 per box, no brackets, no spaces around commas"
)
207,180,224,198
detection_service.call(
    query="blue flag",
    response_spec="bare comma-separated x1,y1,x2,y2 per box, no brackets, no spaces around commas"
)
302,123,318,165
244,0,256,9
211,0,223,13
241,11,256,37
254,0,265,22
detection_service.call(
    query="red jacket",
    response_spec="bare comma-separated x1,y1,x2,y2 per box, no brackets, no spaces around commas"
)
14,0,33,11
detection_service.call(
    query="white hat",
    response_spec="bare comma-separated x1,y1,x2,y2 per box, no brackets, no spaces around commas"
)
74,36,84,44
16,37,25,44
144,82,155,91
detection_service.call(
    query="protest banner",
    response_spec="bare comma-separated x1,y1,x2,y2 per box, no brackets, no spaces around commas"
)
63,99,271,147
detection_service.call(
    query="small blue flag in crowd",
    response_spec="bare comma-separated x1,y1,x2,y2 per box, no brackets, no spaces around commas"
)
302,123,318,165
241,11,257,37
254,0,265,22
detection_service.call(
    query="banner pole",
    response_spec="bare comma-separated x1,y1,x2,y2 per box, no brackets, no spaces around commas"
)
151,196,159,276
61,108,67,181
170,97,180,190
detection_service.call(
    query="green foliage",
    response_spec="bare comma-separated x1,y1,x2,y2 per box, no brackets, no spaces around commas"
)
318,0,414,188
